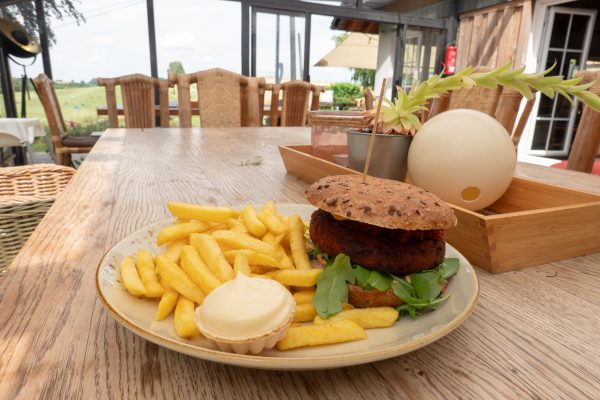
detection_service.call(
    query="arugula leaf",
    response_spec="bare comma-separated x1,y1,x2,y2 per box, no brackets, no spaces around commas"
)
352,265,370,287
312,254,355,319
403,295,450,309
411,271,441,300
391,277,416,298
366,270,392,291
307,247,321,260
439,258,459,280
391,279,414,300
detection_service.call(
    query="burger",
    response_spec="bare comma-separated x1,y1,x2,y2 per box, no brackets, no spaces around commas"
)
305,174,458,314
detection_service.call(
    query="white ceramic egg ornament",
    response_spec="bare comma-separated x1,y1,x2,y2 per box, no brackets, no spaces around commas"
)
407,109,516,211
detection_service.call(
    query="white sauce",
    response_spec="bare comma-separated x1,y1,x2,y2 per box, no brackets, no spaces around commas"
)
196,273,293,339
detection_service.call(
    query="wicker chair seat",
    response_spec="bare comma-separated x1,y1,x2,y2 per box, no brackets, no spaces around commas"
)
61,135,99,147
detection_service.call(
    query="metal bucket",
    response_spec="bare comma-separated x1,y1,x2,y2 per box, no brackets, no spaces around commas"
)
347,129,412,181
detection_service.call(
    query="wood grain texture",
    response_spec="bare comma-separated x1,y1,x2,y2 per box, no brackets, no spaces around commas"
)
1,127,600,399
456,1,529,70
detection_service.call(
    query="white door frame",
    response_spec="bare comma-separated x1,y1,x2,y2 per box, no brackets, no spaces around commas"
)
520,0,597,158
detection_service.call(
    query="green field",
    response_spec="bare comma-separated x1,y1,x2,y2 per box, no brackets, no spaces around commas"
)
20,86,114,126
8,85,196,153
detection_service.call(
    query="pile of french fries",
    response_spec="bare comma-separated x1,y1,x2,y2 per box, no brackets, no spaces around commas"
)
119,201,399,352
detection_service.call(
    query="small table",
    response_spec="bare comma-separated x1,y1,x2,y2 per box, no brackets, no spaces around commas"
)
0,118,47,165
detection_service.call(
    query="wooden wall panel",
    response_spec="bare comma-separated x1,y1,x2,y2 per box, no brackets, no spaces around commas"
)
456,0,532,71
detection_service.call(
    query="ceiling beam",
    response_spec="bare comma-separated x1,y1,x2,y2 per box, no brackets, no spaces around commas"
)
226,0,447,29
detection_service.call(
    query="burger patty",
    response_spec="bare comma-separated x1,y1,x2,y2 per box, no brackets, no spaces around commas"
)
309,209,445,275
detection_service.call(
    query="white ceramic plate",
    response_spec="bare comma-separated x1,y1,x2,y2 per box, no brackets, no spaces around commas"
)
96,204,479,370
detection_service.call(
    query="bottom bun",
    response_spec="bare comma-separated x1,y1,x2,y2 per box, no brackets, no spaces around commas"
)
347,284,403,308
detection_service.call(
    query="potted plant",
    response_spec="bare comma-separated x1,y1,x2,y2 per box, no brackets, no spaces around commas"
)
347,62,600,181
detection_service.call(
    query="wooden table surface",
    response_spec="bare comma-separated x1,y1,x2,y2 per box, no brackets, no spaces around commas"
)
1,127,599,399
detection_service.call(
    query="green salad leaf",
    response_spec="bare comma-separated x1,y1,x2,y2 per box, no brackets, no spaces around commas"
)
439,258,459,280
352,265,370,287
313,254,461,320
312,254,355,319
411,271,441,300
391,257,460,319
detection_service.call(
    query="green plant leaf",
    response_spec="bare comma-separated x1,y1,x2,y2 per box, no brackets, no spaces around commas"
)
439,258,460,280
352,264,370,287
391,278,414,300
575,90,600,113
411,270,442,300
312,254,355,319
366,270,392,291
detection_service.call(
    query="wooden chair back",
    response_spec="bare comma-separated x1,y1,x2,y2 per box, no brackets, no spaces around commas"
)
32,74,67,153
33,74,97,165
97,74,171,129
364,88,374,111
567,70,600,173
427,67,535,147
267,81,323,126
169,68,265,128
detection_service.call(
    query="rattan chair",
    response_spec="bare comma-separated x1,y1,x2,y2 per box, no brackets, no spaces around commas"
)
33,74,99,166
427,67,535,148
0,164,75,273
169,68,266,128
97,74,171,129
566,70,600,173
267,81,324,126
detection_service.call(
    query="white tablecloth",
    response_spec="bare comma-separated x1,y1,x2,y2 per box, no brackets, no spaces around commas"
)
0,118,46,144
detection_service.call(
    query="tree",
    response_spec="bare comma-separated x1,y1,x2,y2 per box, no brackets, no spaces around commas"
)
0,1,85,45
332,33,375,89
168,61,185,75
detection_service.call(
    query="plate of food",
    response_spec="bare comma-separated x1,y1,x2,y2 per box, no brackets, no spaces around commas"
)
96,175,479,370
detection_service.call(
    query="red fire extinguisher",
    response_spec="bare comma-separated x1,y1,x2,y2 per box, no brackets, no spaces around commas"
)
444,43,457,75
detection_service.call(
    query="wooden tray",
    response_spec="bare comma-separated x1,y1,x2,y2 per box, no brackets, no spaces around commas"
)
279,145,600,273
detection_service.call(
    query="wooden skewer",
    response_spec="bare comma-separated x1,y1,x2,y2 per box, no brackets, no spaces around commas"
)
362,78,388,183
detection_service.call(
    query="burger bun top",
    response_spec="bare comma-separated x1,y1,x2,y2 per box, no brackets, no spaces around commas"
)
305,175,456,230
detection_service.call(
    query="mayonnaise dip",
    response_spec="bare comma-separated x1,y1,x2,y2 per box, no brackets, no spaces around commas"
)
196,273,294,340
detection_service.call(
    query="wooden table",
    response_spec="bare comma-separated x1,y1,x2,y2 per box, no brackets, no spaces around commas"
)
1,127,599,399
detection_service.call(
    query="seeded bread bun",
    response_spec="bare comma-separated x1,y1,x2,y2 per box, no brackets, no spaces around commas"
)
305,175,456,230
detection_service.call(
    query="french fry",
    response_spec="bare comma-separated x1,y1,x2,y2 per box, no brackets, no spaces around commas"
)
240,205,267,237
163,238,187,263
156,285,179,320
204,223,228,235
263,232,294,269
190,233,234,282
288,215,312,270
250,265,277,275
223,249,282,269
266,268,322,287
180,245,222,294
119,256,146,296
313,307,399,329
258,201,287,235
276,320,366,350
212,230,278,258
293,290,315,304
155,255,206,304
157,221,212,246
135,250,163,297
294,303,317,323
174,296,200,338
225,218,248,234
167,202,238,222
233,253,251,276
175,218,189,224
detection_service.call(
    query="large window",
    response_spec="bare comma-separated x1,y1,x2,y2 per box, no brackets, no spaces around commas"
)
155,0,241,77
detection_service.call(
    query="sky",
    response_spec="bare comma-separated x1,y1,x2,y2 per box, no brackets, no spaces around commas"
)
14,0,353,84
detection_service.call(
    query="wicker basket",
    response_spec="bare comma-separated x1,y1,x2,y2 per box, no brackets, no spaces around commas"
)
0,164,75,273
